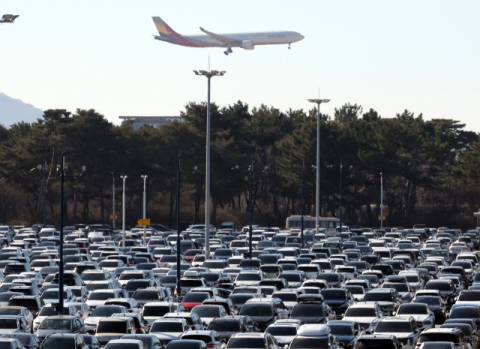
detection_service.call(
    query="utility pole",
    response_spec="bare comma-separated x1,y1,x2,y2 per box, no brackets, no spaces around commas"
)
307,98,330,235
193,69,226,260
112,172,115,229
339,159,343,231
248,159,253,259
141,175,148,246
300,161,304,248
120,175,127,247
380,172,384,228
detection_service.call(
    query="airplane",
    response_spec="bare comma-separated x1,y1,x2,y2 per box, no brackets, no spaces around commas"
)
0,15,19,23
152,16,304,55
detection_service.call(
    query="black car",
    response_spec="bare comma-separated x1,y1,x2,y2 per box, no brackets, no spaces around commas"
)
414,296,447,324
328,320,363,349
121,334,162,349
207,317,251,340
290,295,335,324
321,289,355,318
40,334,89,349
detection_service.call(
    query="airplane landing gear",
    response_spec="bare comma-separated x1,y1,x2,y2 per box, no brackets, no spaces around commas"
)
224,51,229,55
224,47,233,55
288,43,291,49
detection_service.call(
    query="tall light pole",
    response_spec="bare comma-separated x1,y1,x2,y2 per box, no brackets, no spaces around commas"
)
193,69,226,260
380,172,384,228
307,98,330,235
141,175,148,246
339,159,343,231
30,160,48,226
176,159,181,298
112,172,115,229
120,175,127,248
57,154,85,315
300,161,304,248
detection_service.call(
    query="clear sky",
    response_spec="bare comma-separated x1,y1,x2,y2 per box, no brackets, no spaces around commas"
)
1,0,479,130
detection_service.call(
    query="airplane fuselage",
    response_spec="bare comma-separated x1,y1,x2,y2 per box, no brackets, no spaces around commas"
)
155,31,303,48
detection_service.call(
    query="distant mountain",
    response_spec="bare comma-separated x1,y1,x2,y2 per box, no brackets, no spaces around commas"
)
0,92,43,127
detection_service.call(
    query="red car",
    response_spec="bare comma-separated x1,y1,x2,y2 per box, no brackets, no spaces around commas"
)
181,291,211,311
183,249,203,263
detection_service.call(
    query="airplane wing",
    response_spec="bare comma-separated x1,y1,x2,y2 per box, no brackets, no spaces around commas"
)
200,27,240,45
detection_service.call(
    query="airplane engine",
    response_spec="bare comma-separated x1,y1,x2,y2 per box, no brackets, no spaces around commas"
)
241,40,254,50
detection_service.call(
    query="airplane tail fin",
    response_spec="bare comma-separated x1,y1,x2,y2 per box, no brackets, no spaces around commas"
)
152,16,181,39
151,16,200,47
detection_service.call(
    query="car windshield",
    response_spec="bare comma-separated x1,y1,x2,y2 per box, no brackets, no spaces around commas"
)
364,293,393,302
134,291,160,300
0,319,17,329
415,297,441,306
240,304,273,317
38,307,70,316
329,324,354,335
105,344,140,349
81,273,105,281
183,291,213,302
272,293,297,302
150,322,184,332
291,304,324,317
41,338,75,349
449,307,480,318
89,292,115,300
458,292,480,301
236,274,261,281
345,307,376,317
426,283,451,291
143,306,170,317
355,339,398,349
192,307,221,318
376,321,412,332
322,290,346,300
318,274,339,282
227,338,265,349
208,320,241,332
405,275,419,282
398,304,428,314
119,273,144,280
91,306,123,317
97,321,127,333
344,286,364,295
0,309,21,316
229,295,255,305
383,283,409,292
265,326,297,336
419,344,454,349
202,261,225,269
39,319,72,330
42,290,68,299
290,337,329,349
419,334,458,343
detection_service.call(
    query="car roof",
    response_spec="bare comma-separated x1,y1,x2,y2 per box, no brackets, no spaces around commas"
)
297,324,330,336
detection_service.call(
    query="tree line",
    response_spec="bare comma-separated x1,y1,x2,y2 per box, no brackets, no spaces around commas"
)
0,102,479,229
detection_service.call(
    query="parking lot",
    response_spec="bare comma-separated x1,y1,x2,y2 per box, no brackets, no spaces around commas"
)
0,223,478,349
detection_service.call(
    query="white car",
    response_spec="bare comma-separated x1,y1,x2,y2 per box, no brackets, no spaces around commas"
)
149,318,189,341
33,304,79,332
449,242,469,254
343,303,383,332
396,303,435,330
40,288,76,305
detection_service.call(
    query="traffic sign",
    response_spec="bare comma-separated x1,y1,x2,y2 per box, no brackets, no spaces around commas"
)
137,219,150,226
378,216,386,221
110,215,118,219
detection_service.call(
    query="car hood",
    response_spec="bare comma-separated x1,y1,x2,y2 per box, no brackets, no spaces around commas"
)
343,316,378,324
0,329,21,334
247,315,275,324
35,329,73,338
150,332,184,341
373,332,414,339
85,300,108,308
324,300,348,306
84,317,103,326
95,333,125,344
402,314,430,322
273,336,296,345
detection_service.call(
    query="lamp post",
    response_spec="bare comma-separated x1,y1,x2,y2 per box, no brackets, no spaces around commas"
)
57,154,85,315
30,160,48,226
193,69,226,260
307,98,330,235
176,159,181,298
112,172,115,229
300,161,304,248
339,159,343,231
248,160,253,259
380,172,384,228
120,175,127,248
141,175,148,246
